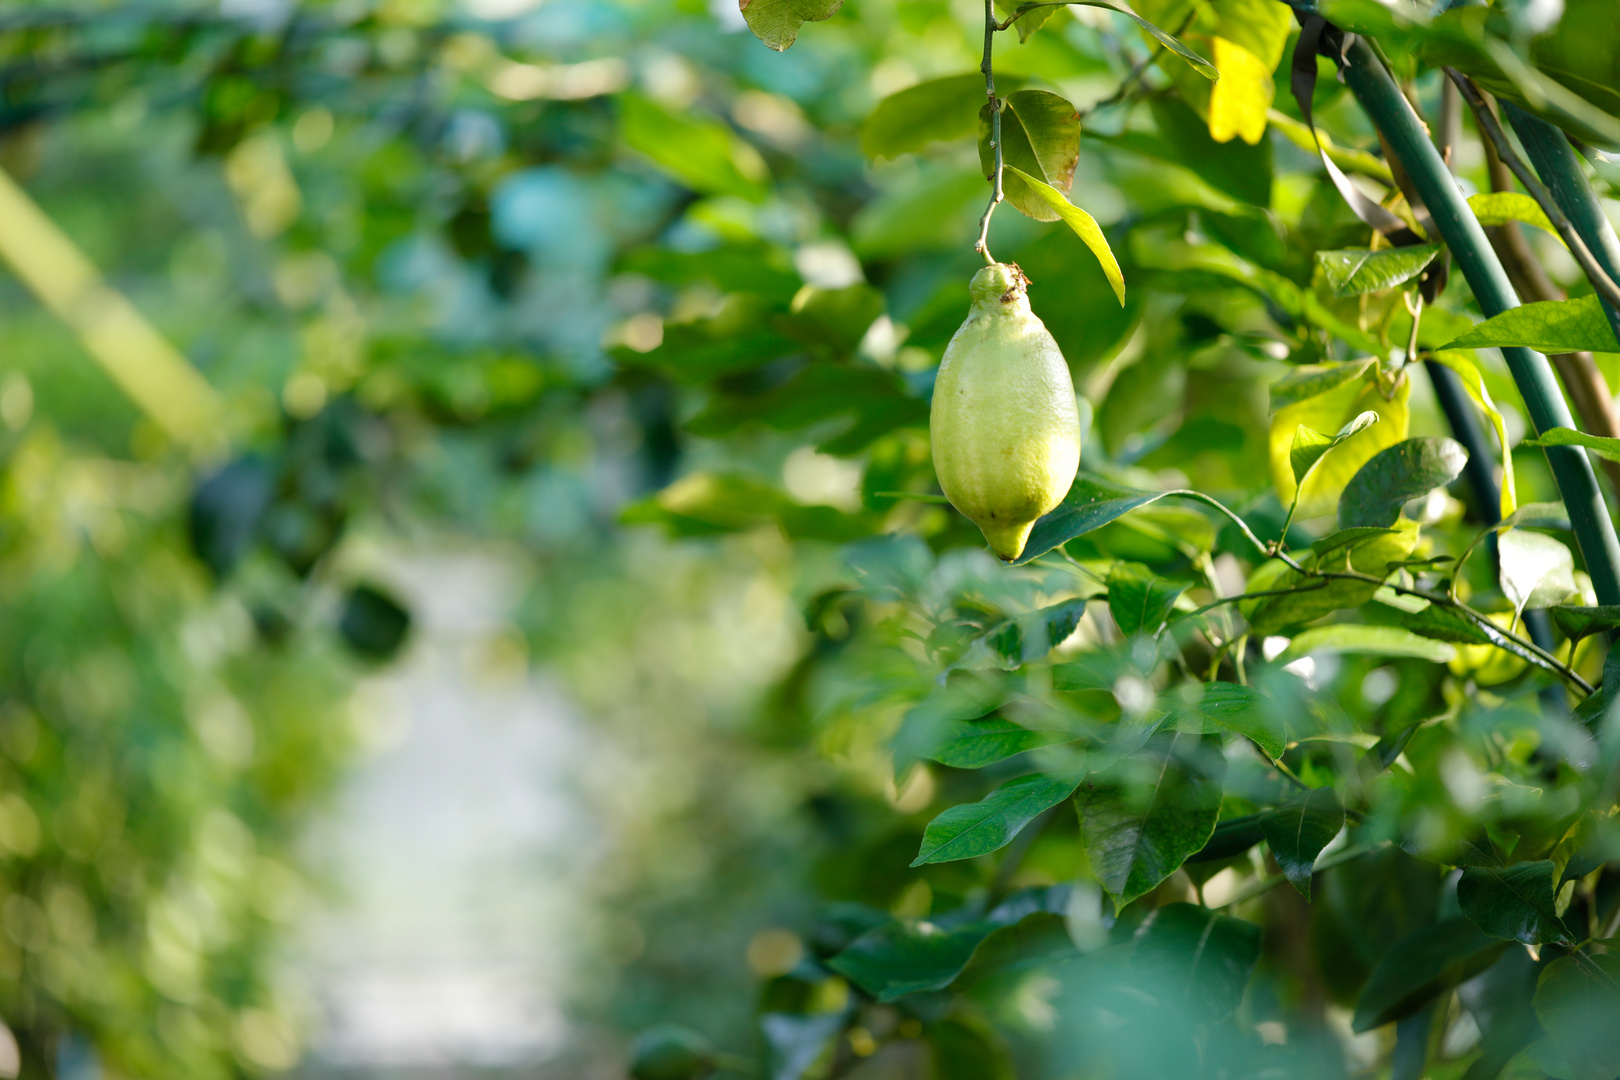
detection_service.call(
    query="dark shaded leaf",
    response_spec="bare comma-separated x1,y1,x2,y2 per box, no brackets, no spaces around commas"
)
1338,437,1469,529
1133,903,1262,1022
1457,862,1573,945
827,921,991,1001
1550,605,1620,643
1392,603,1494,645
912,773,1079,866
1315,245,1442,297
1259,787,1344,900
1185,813,1265,863
1147,98,1270,206
1352,918,1509,1031
1533,954,1620,1080
1077,732,1225,907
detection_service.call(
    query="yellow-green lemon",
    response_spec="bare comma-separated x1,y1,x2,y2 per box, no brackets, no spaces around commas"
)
930,263,1081,562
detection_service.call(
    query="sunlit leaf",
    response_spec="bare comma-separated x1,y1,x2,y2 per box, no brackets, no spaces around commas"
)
1270,367,1409,520
739,0,844,51
1290,411,1379,487
1207,36,1272,145
1315,245,1442,298
1445,296,1620,354
1499,529,1578,613
1106,563,1186,637
1468,191,1562,241
620,93,769,201
982,90,1080,222
1280,624,1457,664
1002,166,1125,305
1523,425,1620,461
1166,681,1286,761
1338,437,1468,529
912,773,1080,865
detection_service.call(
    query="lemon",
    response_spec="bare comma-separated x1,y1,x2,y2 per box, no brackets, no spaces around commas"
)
930,263,1081,561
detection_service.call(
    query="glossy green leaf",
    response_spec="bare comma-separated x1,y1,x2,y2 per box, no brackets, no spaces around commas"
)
1457,861,1573,945
1499,529,1578,614
1013,474,1172,566
1523,425,1620,461
862,73,992,160
1280,624,1456,664
1290,411,1380,486
1077,732,1224,907
1445,296,1620,354
1534,954,1620,1080
1269,358,1377,412
1185,813,1266,863
1315,245,1442,297
1392,603,1494,645
1259,787,1344,900
1133,903,1263,1022
1107,563,1186,637
1310,526,1399,559
1352,918,1509,1031
1166,681,1286,761
982,90,1080,222
827,921,993,1001
921,716,1068,770
1002,166,1125,305
739,0,844,51
620,93,769,201
912,773,1080,866
1468,191,1562,241
1338,437,1469,529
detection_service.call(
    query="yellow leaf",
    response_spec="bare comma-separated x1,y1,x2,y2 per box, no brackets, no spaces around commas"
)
1208,37,1272,145
1270,371,1410,520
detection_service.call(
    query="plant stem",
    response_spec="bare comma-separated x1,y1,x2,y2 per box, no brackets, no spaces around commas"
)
1214,842,1382,911
1503,100,1620,347
1341,44,1620,608
975,0,1004,265
1445,72,1620,315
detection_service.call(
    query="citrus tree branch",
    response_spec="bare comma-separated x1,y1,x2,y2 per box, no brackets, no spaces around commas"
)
975,0,1005,265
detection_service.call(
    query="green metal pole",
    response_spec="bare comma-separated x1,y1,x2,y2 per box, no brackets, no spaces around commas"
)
1339,39,1620,607
1504,102,1620,345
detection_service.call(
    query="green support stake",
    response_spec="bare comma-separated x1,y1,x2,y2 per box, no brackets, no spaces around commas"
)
1504,101,1620,345
1339,38,1620,607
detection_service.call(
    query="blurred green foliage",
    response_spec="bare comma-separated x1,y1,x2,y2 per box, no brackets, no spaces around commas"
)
0,0,1618,1077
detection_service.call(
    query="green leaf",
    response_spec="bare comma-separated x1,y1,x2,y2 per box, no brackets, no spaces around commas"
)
1338,436,1469,529
1352,918,1509,1031
1428,350,1517,519
1315,245,1442,298
1106,563,1186,637
826,921,992,1001
921,716,1067,770
912,773,1080,866
1147,98,1271,207
982,90,1080,223
1002,166,1125,306
1550,604,1620,643
1290,411,1380,486
1499,529,1578,614
1077,732,1224,907
739,0,844,51
1270,362,1410,520
1166,681,1286,761
1534,954,1620,1080
1258,788,1343,900
1310,526,1399,558
1280,624,1457,664
619,93,769,201
956,597,1088,670
1468,191,1562,241
1457,861,1573,945
861,73,995,161
1392,603,1494,645
1445,296,1620,354
1012,473,1171,566
1185,813,1266,863
1523,425,1620,461
1133,903,1263,1022
1242,525,1418,635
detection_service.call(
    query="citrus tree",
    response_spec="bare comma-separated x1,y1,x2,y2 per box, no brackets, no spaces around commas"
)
1,0,1619,1077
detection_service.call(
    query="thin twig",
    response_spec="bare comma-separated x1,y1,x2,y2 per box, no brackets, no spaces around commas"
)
975,0,1005,265
1447,69,1620,314
1214,842,1383,911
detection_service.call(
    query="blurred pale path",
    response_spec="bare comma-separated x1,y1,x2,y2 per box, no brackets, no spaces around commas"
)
294,552,595,1074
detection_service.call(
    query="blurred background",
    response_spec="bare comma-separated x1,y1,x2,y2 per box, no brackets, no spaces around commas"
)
1,0,1615,1076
